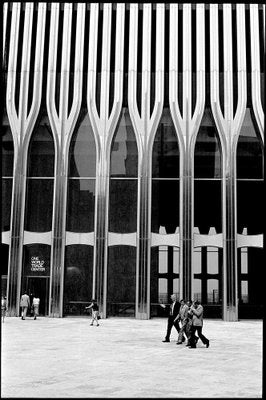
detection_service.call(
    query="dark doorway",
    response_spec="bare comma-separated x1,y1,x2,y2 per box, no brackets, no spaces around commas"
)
26,277,49,316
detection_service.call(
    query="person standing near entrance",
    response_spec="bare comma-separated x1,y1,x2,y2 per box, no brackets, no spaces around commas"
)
1,295,7,323
32,295,40,320
85,299,100,326
160,294,181,342
20,291,30,320
29,291,34,317
188,300,210,348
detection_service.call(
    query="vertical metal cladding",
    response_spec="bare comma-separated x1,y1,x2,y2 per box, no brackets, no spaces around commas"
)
3,3,264,320
47,3,85,317
250,5,264,140
87,3,125,317
169,4,205,302
128,4,164,319
6,3,46,316
210,4,247,321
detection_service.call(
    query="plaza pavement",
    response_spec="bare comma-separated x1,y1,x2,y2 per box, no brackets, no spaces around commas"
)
1,317,263,398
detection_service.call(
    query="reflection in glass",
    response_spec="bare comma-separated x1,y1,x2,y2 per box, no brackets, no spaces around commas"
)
64,245,93,315
194,108,221,178
67,179,95,232
1,124,14,177
237,108,263,179
110,109,138,177
69,113,96,178
109,180,137,233
241,281,248,303
151,246,180,307
152,109,179,178
207,279,219,304
207,247,219,274
27,116,55,177
193,247,202,274
24,180,54,232
107,246,136,317
151,109,180,311
193,279,201,302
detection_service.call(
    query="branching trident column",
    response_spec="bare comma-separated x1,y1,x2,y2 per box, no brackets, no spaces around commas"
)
87,4,125,317
6,4,46,316
169,4,205,302
210,5,247,321
128,4,164,319
47,4,85,317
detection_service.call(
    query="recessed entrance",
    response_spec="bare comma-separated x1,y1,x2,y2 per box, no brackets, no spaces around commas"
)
26,277,49,316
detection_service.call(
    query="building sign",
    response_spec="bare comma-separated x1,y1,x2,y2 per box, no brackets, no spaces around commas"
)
30,256,45,273
24,246,50,277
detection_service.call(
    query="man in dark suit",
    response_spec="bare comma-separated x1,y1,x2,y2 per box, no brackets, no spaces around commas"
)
160,294,181,342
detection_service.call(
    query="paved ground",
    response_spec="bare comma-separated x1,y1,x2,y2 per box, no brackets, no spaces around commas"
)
1,317,262,398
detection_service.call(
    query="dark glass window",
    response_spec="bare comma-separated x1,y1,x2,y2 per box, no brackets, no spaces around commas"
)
110,109,138,177
109,179,137,233
107,246,136,317
236,108,263,179
152,108,180,233
27,116,55,177
1,122,14,177
24,179,54,232
0,244,9,275
151,109,180,307
66,180,95,232
64,245,93,315
67,111,96,233
237,180,264,235
194,180,222,234
109,109,138,234
152,109,179,178
1,178,12,231
151,180,179,233
194,108,222,178
68,113,96,178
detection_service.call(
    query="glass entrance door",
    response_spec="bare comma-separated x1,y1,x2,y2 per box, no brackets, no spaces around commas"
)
26,277,49,316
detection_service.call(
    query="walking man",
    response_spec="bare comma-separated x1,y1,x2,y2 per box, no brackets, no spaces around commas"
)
160,294,181,342
188,300,210,348
20,291,30,320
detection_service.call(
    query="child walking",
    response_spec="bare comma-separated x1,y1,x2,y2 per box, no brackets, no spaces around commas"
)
85,299,100,326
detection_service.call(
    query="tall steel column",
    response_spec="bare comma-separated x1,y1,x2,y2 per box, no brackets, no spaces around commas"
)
6,3,46,316
87,4,125,317
210,5,247,321
169,4,205,302
128,4,164,319
47,3,85,317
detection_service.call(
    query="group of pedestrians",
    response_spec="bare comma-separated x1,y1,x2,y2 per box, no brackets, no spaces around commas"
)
20,291,40,320
160,294,210,349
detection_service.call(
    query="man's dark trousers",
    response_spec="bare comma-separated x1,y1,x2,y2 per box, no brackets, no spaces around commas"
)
165,316,180,341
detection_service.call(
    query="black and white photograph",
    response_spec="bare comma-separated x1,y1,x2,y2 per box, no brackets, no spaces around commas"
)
1,2,264,398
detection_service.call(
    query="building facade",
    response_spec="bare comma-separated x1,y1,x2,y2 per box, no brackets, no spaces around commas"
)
1,3,264,320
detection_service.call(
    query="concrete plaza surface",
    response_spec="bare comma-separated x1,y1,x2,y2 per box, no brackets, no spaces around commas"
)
1,317,262,398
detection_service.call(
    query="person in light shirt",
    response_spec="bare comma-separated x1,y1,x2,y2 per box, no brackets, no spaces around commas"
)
32,295,40,320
